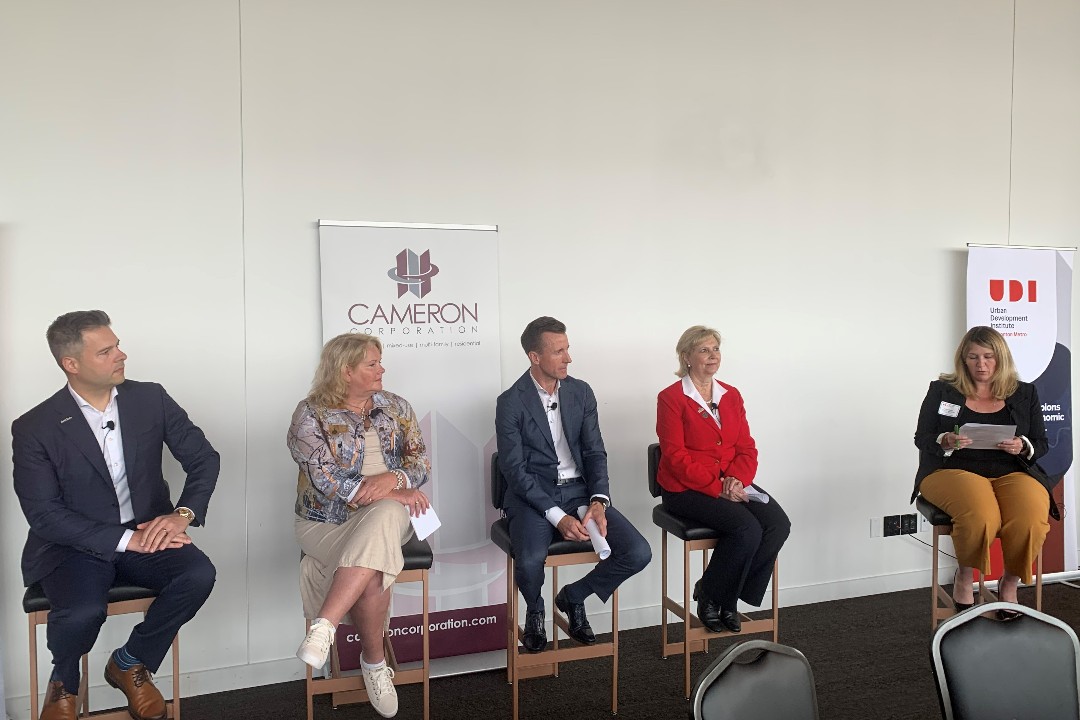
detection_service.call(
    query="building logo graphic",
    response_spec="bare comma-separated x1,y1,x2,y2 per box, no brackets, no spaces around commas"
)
989,279,1037,303
388,249,440,298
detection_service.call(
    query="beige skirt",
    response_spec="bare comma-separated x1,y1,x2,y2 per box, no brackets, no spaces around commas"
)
295,499,414,624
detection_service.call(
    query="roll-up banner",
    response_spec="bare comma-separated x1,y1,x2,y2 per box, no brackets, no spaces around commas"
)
318,221,506,667
966,245,1076,575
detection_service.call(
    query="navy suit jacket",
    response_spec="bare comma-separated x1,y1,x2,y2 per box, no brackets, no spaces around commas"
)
495,371,609,514
12,380,219,585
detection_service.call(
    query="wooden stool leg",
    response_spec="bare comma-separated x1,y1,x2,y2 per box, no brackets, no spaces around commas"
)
931,527,941,629
506,556,515,685
1036,550,1044,611
611,587,618,715
551,566,559,676
682,542,691,700
172,632,180,720
422,569,430,720
771,560,780,642
660,531,668,656
29,614,40,720
80,654,89,717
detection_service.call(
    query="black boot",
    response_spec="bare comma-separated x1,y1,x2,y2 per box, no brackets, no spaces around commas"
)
693,580,725,633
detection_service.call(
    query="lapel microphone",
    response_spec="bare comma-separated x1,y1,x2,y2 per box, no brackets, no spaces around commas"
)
548,402,558,411
707,402,717,413
102,420,115,431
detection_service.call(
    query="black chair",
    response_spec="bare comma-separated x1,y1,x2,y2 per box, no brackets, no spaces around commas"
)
931,601,1080,720
916,496,1043,629
648,443,779,699
24,583,180,720
489,453,618,720
302,533,433,720
691,639,819,720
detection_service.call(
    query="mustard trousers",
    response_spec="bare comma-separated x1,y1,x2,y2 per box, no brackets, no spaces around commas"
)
919,469,1049,584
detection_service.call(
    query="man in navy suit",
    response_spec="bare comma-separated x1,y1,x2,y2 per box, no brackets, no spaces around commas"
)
495,316,650,652
13,310,219,720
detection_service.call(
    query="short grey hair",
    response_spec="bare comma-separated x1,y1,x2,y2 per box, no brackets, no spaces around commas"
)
46,310,112,365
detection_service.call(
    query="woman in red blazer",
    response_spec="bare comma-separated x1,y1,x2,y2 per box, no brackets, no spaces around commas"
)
656,326,790,633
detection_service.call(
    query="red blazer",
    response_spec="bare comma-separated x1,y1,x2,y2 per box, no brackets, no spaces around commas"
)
655,378,758,497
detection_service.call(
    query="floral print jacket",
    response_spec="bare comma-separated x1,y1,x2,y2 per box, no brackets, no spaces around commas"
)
288,391,430,524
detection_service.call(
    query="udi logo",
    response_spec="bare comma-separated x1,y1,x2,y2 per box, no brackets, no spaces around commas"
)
989,279,1037,303
387,249,440,299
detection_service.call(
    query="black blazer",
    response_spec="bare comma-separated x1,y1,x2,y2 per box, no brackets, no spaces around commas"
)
495,371,610,514
12,380,219,585
911,379,1050,504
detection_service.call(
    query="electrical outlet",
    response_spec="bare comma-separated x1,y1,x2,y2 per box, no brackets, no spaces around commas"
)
870,517,883,538
919,514,931,533
884,515,902,537
901,513,918,534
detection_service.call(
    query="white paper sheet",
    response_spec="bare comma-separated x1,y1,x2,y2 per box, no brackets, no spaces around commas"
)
958,423,1017,450
575,506,611,560
410,505,441,541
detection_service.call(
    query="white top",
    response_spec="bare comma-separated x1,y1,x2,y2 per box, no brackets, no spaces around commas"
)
68,384,135,551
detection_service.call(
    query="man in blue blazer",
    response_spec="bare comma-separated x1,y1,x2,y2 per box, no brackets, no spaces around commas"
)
495,316,650,652
13,310,219,720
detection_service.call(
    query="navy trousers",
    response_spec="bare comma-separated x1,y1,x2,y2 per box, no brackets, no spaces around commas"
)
662,487,790,612
505,479,651,613
38,543,216,693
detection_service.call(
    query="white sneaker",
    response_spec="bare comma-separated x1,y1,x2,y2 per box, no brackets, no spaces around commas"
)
296,618,335,668
362,663,398,718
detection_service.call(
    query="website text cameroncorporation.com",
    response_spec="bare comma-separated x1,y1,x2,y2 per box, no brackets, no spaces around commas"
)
378,614,499,639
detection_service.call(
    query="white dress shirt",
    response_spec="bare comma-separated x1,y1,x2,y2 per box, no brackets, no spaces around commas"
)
68,385,135,551
529,373,609,528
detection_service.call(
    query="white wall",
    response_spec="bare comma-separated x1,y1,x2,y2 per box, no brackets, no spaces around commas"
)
2,0,1079,716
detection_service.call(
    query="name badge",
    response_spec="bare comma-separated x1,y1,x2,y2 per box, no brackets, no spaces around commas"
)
938,401,961,418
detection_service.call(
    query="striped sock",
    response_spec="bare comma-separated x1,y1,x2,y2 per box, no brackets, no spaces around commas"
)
112,646,141,671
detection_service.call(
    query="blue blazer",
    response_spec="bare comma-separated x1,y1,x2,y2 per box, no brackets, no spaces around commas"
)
495,371,610,514
12,380,219,585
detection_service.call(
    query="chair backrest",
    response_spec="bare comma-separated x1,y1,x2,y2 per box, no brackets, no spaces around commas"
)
647,443,661,498
932,601,1080,720
490,452,507,510
692,640,819,720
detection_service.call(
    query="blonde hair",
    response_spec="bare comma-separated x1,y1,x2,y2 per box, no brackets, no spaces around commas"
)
674,325,722,377
308,333,383,409
940,326,1019,400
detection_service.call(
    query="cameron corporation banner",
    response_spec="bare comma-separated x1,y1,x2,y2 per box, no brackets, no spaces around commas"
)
319,220,507,666
967,245,1076,574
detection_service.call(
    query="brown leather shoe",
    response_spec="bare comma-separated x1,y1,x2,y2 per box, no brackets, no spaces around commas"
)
104,657,167,720
40,679,77,720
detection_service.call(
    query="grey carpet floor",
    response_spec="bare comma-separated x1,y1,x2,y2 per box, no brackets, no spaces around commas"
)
180,582,1080,719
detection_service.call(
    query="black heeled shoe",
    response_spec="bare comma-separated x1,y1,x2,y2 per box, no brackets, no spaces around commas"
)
952,569,974,611
692,580,725,633
719,609,742,634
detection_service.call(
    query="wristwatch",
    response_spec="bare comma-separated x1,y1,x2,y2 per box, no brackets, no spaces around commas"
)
590,495,610,509
175,507,195,522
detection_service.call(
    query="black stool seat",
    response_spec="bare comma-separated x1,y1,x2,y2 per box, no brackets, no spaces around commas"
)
916,496,951,526
489,518,593,558
652,506,722,541
402,534,434,571
23,583,160,614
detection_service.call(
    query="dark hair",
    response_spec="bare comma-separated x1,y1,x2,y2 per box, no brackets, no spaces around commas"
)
46,310,112,365
520,316,566,355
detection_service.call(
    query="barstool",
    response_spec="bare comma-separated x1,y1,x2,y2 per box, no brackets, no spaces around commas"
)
916,495,1043,629
648,443,779,699
24,583,181,720
303,533,433,720
489,453,618,720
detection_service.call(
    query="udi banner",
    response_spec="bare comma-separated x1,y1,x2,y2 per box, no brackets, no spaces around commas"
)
967,245,1076,575
318,221,507,666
